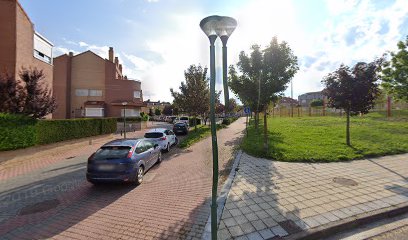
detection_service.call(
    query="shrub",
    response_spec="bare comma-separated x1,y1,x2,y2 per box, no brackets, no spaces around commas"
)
0,114,37,150
222,117,239,125
141,114,149,121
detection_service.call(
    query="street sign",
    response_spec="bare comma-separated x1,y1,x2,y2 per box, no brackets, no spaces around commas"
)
244,107,251,115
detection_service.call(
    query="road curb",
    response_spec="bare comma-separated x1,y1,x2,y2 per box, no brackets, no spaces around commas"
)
281,202,408,240
202,150,243,240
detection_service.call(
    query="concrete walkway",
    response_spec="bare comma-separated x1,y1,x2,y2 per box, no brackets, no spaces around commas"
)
217,153,408,239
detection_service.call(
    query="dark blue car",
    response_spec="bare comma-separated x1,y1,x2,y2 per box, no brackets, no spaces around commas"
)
86,138,161,185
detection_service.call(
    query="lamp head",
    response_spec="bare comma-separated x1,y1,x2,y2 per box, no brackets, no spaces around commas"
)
200,15,237,39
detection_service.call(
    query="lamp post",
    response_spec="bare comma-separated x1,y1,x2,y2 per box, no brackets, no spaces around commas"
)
200,15,237,240
122,102,128,139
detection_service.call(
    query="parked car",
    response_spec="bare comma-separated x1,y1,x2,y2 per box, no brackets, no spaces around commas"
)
173,122,189,135
144,128,177,152
86,138,161,185
175,116,189,127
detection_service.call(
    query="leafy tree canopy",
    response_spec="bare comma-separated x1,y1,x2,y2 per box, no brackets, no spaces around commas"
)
381,36,408,102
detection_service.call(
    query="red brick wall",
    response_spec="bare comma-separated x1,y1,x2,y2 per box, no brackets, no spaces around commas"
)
0,0,17,76
52,55,71,119
104,60,143,117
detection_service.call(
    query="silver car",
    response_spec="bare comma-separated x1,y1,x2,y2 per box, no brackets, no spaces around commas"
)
144,128,178,152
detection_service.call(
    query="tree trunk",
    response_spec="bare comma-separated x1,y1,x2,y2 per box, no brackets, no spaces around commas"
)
254,111,259,130
263,108,268,153
346,110,351,146
194,116,197,131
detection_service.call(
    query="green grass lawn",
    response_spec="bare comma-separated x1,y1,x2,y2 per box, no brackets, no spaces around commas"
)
178,124,226,149
242,113,408,162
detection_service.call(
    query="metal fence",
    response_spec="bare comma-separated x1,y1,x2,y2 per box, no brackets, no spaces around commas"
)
268,102,408,118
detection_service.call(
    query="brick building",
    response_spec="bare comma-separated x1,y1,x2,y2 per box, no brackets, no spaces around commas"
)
0,0,53,95
53,47,144,119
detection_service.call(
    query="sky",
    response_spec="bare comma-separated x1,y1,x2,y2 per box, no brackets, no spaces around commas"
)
20,0,408,103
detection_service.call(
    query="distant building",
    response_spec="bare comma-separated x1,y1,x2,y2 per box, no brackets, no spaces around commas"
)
53,47,144,119
277,97,299,108
141,100,171,114
298,91,324,107
0,0,53,107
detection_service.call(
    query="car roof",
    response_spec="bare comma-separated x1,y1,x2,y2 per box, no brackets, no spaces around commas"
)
146,128,168,133
103,138,141,147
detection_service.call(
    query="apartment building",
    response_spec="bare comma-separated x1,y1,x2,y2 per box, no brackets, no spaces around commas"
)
0,0,53,89
298,91,324,107
53,47,144,119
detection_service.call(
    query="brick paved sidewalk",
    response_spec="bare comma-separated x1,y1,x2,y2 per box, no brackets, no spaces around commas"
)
217,153,408,240
0,118,246,239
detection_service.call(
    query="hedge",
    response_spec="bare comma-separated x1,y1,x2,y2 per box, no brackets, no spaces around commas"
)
0,114,37,150
36,118,117,145
0,114,117,151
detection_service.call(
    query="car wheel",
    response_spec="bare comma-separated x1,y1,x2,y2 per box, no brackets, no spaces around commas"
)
174,137,179,145
136,166,144,185
165,143,170,152
157,151,162,163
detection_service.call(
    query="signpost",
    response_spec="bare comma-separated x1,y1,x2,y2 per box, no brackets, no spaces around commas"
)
244,107,250,136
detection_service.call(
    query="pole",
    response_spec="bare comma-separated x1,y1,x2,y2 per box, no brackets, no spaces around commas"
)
123,105,127,139
209,35,219,240
387,95,392,117
221,36,229,114
246,114,248,137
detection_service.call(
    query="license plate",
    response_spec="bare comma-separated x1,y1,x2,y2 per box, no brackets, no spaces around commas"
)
98,165,115,171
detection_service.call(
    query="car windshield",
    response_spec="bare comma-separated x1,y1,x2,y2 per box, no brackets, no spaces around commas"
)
175,123,185,127
92,146,131,160
144,132,164,138
180,117,188,120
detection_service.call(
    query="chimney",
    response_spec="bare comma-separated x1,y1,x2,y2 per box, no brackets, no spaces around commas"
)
68,52,73,57
109,47,114,62
119,64,122,73
115,57,119,66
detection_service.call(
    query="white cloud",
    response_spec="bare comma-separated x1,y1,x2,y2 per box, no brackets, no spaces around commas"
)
53,0,408,102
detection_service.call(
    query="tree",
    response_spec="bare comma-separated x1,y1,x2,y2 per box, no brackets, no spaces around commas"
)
0,74,25,113
381,36,408,102
310,99,324,107
322,60,383,146
170,65,210,130
229,37,298,152
226,98,238,113
0,68,56,118
162,105,173,116
154,108,161,116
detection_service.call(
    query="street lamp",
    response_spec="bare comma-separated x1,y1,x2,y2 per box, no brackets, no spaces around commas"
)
200,15,237,240
122,102,128,139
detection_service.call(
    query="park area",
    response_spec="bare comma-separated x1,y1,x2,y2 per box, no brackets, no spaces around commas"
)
242,110,408,162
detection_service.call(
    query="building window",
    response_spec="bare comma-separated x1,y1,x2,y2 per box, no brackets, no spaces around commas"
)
133,91,141,99
122,108,140,117
89,90,102,96
34,50,52,64
85,108,104,117
75,89,89,96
